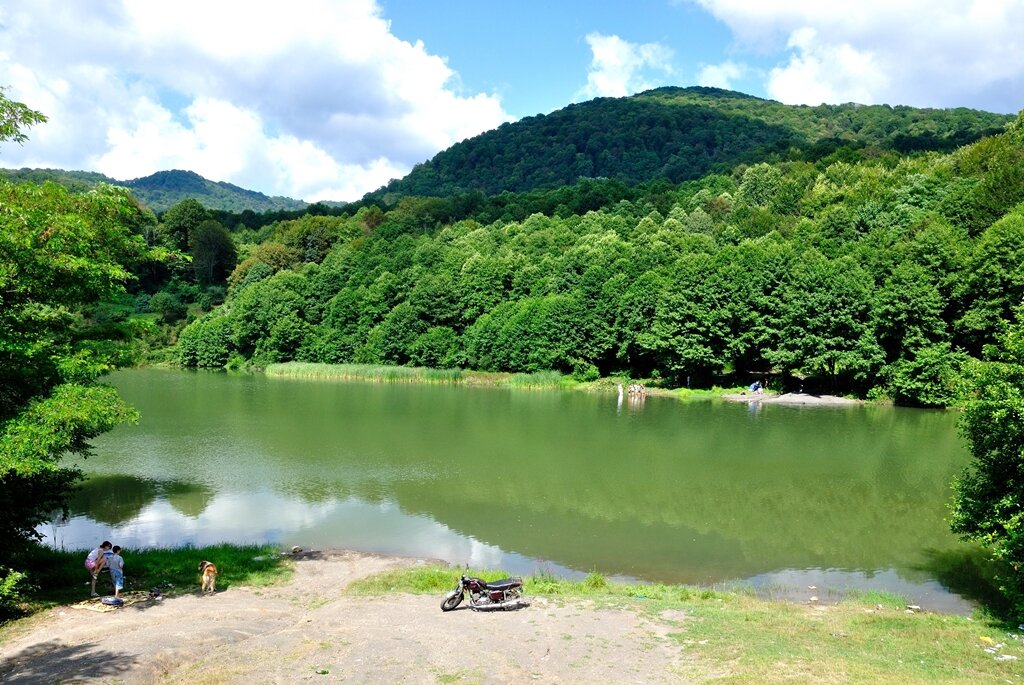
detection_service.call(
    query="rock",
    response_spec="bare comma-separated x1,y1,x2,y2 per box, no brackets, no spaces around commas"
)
906,604,922,611
809,596,818,602
291,546,303,554
995,654,1019,661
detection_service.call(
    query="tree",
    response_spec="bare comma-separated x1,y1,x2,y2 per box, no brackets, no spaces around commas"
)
161,198,209,252
767,253,882,390
0,178,157,609
0,87,46,146
951,322,1024,618
190,219,237,285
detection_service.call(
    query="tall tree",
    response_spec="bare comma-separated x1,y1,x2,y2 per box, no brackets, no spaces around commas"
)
161,198,209,252
190,219,237,285
0,92,160,609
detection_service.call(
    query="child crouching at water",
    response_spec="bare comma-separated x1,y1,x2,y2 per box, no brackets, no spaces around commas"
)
85,541,112,597
108,546,125,599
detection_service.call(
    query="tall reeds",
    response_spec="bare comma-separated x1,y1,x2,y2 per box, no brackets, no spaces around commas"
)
265,362,463,384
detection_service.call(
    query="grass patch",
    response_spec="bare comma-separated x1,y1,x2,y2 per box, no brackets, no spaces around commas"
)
350,565,1024,684
505,370,568,389
266,362,463,384
3,542,290,620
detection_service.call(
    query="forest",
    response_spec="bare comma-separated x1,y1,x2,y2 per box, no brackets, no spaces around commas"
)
370,86,1012,201
166,107,1024,409
0,167,308,213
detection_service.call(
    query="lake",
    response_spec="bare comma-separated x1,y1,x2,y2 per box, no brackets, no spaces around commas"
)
46,368,979,611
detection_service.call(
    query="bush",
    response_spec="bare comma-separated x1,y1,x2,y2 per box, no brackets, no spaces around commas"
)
572,360,600,382
178,315,232,368
149,291,187,324
951,323,1024,620
0,567,26,617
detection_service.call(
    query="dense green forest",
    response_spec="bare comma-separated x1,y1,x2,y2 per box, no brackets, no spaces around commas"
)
369,86,1012,201
0,168,308,213
174,105,1024,409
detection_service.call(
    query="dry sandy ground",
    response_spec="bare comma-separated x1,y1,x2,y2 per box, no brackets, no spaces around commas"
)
722,392,862,406
0,551,699,684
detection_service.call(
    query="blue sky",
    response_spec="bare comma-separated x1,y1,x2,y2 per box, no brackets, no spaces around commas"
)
382,0,747,118
1,1,1022,202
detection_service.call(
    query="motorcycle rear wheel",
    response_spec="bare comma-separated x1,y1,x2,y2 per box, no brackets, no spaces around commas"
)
441,592,463,611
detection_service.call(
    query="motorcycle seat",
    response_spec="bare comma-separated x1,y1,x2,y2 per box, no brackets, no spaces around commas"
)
484,578,521,590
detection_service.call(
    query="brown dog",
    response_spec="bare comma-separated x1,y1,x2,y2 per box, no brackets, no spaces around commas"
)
198,560,218,593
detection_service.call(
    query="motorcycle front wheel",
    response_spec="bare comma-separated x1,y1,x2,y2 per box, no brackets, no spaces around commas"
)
441,591,463,612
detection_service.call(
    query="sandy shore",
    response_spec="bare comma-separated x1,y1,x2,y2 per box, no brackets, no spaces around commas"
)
721,392,862,406
0,550,694,684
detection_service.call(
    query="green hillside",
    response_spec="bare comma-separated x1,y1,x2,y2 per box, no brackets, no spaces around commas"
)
0,167,308,213
179,108,1024,410
368,86,1012,201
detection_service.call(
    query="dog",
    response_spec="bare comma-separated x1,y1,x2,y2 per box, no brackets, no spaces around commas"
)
198,560,218,593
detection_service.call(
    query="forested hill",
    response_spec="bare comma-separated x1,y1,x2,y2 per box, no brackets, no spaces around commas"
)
368,86,1012,201
179,110,1024,408
0,167,308,213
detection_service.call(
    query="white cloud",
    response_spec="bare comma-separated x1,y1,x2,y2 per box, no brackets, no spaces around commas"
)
689,0,1024,112
0,0,512,201
697,60,747,90
579,33,674,100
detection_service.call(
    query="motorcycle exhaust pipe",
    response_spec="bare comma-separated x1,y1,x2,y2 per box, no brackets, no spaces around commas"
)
472,597,525,611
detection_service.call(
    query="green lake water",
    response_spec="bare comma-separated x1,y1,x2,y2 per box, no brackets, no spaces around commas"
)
48,368,980,611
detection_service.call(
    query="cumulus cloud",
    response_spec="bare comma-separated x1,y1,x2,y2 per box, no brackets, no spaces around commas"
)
0,0,511,201
689,0,1024,112
579,33,674,99
697,60,747,90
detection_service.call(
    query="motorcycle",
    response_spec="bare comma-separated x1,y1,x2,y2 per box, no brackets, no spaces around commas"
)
440,574,525,611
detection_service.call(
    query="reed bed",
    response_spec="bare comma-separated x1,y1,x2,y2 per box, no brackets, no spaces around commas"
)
506,370,565,388
265,362,463,384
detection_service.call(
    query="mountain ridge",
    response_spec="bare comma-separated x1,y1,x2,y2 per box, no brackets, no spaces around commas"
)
0,167,309,213
366,86,1013,202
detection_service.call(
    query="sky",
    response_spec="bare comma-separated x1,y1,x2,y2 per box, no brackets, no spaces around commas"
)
1,0,1022,203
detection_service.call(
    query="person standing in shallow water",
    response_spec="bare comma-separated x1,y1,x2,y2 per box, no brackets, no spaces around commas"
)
85,540,112,597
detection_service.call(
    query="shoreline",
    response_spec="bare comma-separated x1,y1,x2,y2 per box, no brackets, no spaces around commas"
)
721,391,863,406
3,547,1016,684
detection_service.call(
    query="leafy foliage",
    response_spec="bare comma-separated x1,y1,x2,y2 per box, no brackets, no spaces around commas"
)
0,169,161,610
370,86,1011,201
179,109,1024,409
951,322,1024,619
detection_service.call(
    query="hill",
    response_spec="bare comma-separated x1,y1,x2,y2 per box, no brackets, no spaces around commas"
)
368,86,1013,201
0,167,308,213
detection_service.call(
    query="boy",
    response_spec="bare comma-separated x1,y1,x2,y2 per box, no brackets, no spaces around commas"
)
108,546,125,599
85,541,112,597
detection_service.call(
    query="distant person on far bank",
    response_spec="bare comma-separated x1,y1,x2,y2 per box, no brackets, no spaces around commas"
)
85,540,112,597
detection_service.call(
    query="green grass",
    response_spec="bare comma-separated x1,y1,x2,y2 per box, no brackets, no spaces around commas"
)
4,543,291,618
348,565,1024,684
505,370,567,389
266,362,463,384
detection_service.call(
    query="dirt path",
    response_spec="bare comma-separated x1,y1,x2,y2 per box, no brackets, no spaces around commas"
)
0,551,696,684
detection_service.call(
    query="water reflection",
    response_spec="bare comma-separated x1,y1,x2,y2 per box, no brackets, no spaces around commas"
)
68,475,214,525
48,477,584,580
